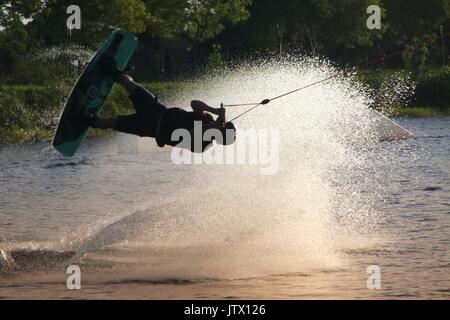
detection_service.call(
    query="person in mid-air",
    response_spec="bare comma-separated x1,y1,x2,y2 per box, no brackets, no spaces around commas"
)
84,58,236,153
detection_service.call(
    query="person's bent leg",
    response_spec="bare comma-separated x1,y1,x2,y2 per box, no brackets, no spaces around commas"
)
117,74,139,95
113,114,148,137
92,116,145,137
119,74,164,116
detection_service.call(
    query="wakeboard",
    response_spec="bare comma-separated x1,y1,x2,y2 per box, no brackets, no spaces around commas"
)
53,29,138,157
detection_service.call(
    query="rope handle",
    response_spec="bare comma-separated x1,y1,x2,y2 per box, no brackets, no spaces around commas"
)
224,98,271,108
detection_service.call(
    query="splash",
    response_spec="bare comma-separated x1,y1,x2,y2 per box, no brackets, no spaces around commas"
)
36,45,93,63
67,56,405,280
361,70,416,116
2,56,414,281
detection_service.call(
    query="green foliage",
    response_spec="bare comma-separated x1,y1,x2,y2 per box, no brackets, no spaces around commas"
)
318,0,385,50
0,0,41,26
414,67,450,109
227,0,384,58
25,0,152,48
0,89,27,130
5,54,74,85
381,0,450,38
402,43,429,74
183,0,251,43
144,0,252,45
0,84,66,143
3,0,450,82
0,0,450,78
22,0,250,47
0,21,28,74
143,0,190,38
205,44,227,71
394,107,450,117
95,0,152,33
233,0,331,53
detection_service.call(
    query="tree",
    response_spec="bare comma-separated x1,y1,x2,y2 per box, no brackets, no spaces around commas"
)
184,0,251,65
319,1,384,46
95,0,152,33
0,21,28,75
143,0,187,38
382,0,450,38
0,1,41,76
316,0,385,62
143,0,251,67
26,0,152,47
218,0,384,62
0,0,42,27
182,0,251,43
382,0,450,67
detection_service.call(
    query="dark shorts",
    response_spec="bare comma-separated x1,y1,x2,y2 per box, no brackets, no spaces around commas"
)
115,85,167,137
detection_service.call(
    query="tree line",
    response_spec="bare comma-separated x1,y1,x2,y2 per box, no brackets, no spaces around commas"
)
1,0,450,83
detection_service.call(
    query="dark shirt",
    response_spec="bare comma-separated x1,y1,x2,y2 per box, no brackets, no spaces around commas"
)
156,108,216,152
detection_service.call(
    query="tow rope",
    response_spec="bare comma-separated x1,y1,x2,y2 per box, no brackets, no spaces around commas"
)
224,31,450,123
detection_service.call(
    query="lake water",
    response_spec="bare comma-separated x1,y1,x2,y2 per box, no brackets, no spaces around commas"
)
0,116,449,300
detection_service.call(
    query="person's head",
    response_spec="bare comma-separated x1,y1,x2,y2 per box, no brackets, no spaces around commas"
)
217,122,236,146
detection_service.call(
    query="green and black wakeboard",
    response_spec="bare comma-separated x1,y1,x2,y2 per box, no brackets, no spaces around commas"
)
53,29,138,157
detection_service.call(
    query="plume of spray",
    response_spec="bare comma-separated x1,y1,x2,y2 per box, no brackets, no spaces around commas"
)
73,55,414,280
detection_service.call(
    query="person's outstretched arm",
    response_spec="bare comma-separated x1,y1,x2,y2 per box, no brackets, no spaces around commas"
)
191,100,223,116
